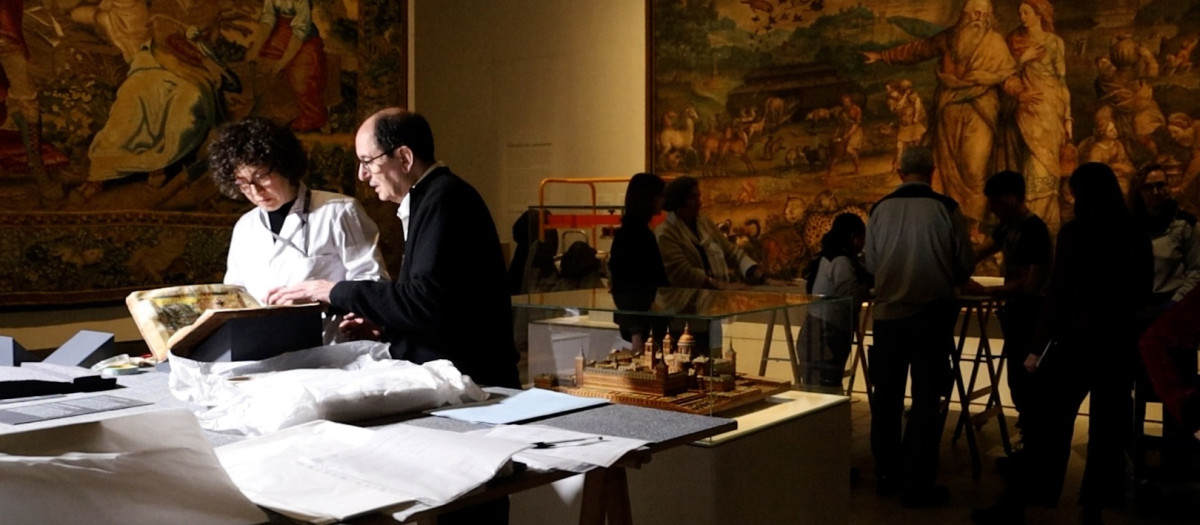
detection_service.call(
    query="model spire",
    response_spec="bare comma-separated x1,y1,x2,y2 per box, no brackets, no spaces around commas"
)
677,323,695,358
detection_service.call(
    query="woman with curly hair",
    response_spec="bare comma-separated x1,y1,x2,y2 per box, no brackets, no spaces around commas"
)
209,116,387,343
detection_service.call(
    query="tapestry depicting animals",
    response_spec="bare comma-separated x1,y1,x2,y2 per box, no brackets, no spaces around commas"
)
652,0,1200,279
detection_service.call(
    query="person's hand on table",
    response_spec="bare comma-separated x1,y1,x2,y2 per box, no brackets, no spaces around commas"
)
708,278,749,291
960,279,990,296
746,265,768,285
266,279,336,305
720,280,751,290
339,312,382,341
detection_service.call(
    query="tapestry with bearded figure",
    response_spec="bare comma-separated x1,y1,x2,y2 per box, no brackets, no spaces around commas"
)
651,0,1200,279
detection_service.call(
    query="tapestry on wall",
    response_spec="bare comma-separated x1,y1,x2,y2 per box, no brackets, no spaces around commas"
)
0,0,406,305
650,0,1200,278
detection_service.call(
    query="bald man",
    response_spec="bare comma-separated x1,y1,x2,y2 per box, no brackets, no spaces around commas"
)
268,109,520,391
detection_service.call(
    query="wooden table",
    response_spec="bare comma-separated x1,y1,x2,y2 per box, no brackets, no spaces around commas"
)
2,372,735,525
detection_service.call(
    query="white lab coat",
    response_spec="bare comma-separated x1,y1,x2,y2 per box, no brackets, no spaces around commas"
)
224,184,388,343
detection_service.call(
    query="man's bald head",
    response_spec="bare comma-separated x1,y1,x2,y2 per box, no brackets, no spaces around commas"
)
359,108,436,164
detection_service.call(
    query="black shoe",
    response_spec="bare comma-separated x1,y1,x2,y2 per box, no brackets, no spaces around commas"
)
902,484,950,508
876,475,901,496
971,500,1025,525
995,455,1012,477
995,448,1027,477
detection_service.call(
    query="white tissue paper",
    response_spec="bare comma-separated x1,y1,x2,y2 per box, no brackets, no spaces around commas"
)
168,341,487,436
0,409,267,525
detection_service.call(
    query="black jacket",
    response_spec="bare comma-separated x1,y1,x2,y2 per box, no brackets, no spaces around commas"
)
331,167,520,387
608,223,669,290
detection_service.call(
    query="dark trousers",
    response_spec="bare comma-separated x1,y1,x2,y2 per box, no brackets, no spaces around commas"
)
997,297,1041,420
1013,343,1134,509
802,314,853,388
869,301,958,491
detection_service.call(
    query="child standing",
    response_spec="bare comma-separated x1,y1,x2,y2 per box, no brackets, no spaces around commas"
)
802,213,873,389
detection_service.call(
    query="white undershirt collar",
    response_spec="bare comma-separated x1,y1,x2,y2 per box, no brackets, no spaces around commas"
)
398,161,445,239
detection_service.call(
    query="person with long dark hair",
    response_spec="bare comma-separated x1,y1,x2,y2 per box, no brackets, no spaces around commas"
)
974,162,1152,525
801,213,873,389
608,173,670,350
609,173,669,291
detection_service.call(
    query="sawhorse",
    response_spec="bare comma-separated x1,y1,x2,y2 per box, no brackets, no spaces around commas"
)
945,295,1012,479
844,300,874,401
757,300,871,396
757,308,801,386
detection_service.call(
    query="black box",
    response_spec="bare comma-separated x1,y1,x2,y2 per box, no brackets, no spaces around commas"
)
180,308,323,362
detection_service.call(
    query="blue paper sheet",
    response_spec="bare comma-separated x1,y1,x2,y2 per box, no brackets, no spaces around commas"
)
431,388,609,425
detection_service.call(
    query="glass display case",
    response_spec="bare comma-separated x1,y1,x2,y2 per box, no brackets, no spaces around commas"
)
512,287,854,416
513,205,622,295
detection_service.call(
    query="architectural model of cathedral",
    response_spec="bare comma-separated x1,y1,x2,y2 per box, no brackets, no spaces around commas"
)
532,324,789,415
566,324,739,396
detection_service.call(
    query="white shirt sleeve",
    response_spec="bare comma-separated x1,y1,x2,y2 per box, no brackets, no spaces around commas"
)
336,200,389,281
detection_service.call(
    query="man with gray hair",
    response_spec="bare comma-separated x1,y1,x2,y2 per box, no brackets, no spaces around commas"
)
864,146,975,507
863,0,1016,243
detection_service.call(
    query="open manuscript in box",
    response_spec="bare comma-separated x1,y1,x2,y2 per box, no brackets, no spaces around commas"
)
126,284,320,360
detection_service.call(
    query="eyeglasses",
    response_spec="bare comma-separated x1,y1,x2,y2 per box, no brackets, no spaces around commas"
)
358,149,391,171
234,169,273,192
1141,182,1169,193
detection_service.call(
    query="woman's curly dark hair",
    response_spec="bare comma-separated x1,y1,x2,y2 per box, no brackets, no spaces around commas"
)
208,117,308,199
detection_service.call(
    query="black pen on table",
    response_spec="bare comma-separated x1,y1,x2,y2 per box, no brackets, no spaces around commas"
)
532,436,605,449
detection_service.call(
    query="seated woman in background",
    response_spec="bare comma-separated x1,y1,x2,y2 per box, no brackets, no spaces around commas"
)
608,173,669,350
655,176,768,289
801,213,873,389
209,116,388,343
